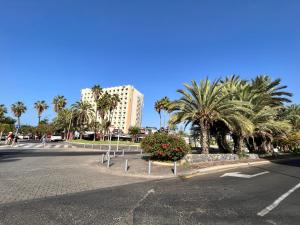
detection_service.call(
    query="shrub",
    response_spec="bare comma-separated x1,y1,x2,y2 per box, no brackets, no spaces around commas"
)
141,132,190,161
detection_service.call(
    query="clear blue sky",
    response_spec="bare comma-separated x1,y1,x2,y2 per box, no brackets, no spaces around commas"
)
0,0,299,127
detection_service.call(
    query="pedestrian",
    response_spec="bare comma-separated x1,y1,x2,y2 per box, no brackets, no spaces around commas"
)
41,134,46,144
6,132,13,145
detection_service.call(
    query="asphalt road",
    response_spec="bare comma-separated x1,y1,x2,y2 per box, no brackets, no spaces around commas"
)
0,148,299,225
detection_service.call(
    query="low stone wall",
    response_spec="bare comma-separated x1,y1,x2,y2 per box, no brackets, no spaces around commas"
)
184,153,260,164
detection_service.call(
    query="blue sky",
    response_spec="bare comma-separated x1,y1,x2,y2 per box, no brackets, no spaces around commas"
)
0,0,299,127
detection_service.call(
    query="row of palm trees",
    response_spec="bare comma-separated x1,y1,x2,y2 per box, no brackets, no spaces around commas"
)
161,75,298,154
0,84,124,140
0,96,68,129
154,97,171,129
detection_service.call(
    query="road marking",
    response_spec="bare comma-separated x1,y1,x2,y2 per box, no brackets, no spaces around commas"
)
24,144,34,148
220,171,269,178
257,182,300,217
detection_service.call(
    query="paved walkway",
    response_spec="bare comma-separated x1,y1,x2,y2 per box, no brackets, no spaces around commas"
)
0,150,147,205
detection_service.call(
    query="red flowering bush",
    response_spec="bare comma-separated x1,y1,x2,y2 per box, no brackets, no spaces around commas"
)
141,132,190,161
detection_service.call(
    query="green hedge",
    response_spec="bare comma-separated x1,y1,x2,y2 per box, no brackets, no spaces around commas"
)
141,132,190,161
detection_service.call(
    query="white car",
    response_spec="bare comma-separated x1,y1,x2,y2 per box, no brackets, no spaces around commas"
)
50,135,63,142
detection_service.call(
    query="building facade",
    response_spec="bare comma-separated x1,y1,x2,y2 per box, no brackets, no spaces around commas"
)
81,85,144,133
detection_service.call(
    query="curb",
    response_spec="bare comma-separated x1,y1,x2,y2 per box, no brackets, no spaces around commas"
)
95,156,300,180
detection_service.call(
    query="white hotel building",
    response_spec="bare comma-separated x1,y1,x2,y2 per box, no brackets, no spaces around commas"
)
81,85,144,134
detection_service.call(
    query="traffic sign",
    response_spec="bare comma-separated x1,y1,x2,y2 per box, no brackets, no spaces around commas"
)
15,124,20,129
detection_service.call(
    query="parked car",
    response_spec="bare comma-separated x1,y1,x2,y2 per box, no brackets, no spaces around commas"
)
1,135,7,141
50,135,63,142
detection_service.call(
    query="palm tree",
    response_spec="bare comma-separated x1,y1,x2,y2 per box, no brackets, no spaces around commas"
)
91,85,103,101
11,101,27,128
34,101,49,125
91,85,103,140
0,104,7,121
108,94,120,122
154,100,164,129
128,126,140,142
168,79,252,154
72,101,94,139
52,95,67,113
161,96,171,128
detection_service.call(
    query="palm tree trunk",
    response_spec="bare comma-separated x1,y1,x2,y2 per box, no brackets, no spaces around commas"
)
159,113,162,129
0,131,3,142
200,121,209,154
216,132,232,153
233,133,244,154
18,117,20,128
38,116,41,125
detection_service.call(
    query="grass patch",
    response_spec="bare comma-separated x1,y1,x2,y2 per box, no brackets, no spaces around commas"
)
69,139,140,146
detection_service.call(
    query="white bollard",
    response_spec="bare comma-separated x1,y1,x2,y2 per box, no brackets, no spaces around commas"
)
113,151,116,158
174,161,177,176
107,155,110,168
101,154,105,164
84,144,86,149
140,148,143,155
122,149,125,156
148,160,151,175
125,159,128,172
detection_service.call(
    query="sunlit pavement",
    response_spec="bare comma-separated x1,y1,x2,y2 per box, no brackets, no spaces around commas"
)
0,148,299,225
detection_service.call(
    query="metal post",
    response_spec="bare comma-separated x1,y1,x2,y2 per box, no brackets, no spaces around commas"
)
84,144,86,149
113,151,116,158
101,154,105,164
108,132,112,153
107,155,110,168
148,160,151,175
140,148,143,155
125,159,128,172
174,161,177,176
122,149,125,156
116,130,120,152
92,144,94,149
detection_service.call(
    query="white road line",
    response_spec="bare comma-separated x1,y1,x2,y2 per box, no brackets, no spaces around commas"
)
257,182,300,217
24,144,34,148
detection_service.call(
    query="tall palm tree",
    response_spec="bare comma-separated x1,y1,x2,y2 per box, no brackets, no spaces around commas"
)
0,104,7,121
108,94,120,122
91,85,103,140
221,75,292,153
161,96,171,128
34,101,49,125
52,95,67,113
11,101,27,128
72,101,94,139
168,79,252,154
154,100,164,129
91,85,103,101
96,92,111,140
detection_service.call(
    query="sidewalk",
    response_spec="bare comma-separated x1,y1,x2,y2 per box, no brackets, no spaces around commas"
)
94,153,274,179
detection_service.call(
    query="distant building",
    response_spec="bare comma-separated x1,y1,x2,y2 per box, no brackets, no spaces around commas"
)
81,85,144,133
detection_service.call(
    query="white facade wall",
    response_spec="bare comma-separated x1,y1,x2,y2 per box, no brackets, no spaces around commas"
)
81,85,144,133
